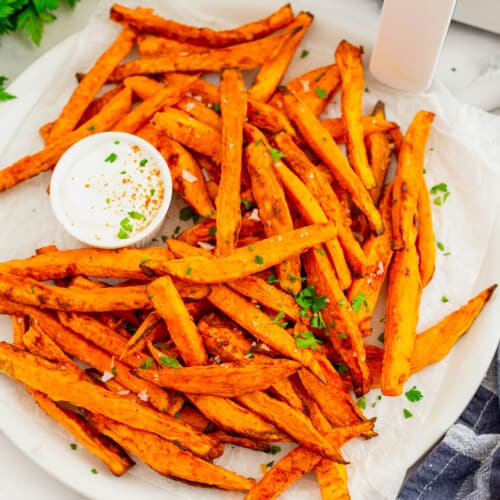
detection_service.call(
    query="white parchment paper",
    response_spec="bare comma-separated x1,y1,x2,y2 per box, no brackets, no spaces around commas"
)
1,1,500,499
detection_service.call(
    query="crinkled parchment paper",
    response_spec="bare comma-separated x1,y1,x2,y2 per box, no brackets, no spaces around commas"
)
1,1,500,499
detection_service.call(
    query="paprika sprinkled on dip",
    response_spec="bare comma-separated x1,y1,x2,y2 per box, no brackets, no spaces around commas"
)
50,132,172,248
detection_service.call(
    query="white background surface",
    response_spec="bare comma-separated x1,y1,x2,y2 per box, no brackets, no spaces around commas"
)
0,1,500,499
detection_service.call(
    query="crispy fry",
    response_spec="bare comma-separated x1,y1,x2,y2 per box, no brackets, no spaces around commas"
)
278,87,384,235
176,96,222,130
123,75,163,99
146,223,336,284
137,359,300,397
215,67,246,256
77,85,126,128
0,87,132,192
236,391,342,461
381,244,422,395
273,131,369,275
89,413,254,490
249,12,312,102
416,178,435,287
347,185,394,335
137,35,207,57
108,32,288,81
303,248,371,395
147,276,208,366
163,73,220,105
47,28,136,142
176,405,209,432
208,285,325,382
335,40,376,189
0,246,171,281
321,115,398,143
114,76,195,133
208,431,271,452
392,110,435,249
11,314,26,347
121,310,164,358
366,101,392,204
0,342,220,459
247,98,297,139
110,3,293,47
158,135,215,217
315,459,350,500
153,108,222,163
243,123,300,293
187,394,288,442
274,161,352,290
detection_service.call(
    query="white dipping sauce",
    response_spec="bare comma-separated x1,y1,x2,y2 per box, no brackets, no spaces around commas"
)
51,132,172,248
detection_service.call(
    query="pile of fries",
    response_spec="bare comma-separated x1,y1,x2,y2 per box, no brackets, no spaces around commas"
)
0,3,496,498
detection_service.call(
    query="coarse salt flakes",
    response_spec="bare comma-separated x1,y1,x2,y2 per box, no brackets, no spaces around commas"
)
182,169,198,183
101,371,114,383
300,80,310,92
138,389,149,402
249,208,260,221
185,102,195,112
117,390,130,396
197,241,215,251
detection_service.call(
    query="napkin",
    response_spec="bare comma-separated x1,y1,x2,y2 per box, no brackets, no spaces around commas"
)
0,1,500,499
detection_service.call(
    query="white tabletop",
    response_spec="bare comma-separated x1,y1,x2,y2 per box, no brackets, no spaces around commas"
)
0,1,500,499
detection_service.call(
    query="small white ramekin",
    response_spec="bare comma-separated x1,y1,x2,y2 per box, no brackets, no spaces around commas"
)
50,132,172,249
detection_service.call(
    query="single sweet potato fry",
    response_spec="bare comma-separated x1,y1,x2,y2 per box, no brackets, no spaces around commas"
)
315,459,350,500
274,161,352,290
137,359,300,397
147,276,208,366
153,108,222,163
77,84,126,128
0,87,132,193
121,310,164,359
392,110,435,249
247,98,297,139
163,73,220,105
249,12,313,102
273,131,369,275
208,285,325,382
215,67,246,256
246,446,322,500
321,115,398,143
0,246,172,281
110,3,293,47
145,222,336,284
48,28,136,142
123,75,163,99
303,248,371,395
0,342,220,459
176,96,222,131
366,101,392,204
335,40,376,189
243,123,300,293
416,178,435,287
208,431,270,452
381,244,422,396
137,35,207,57
89,413,254,490
278,87,384,235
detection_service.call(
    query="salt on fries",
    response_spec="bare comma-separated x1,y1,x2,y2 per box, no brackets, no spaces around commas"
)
0,3,496,498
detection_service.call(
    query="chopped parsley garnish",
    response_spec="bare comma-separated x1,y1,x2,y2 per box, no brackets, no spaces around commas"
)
313,87,327,99
300,49,309,58
186,267,192,276
441,295,449,303
244,350,255,359
334,362,348,374
338,298,346,307
70,443,77,450
403,408,413,419
120,170,126,175
310,311,326,329
356,396,366,409
111,367,117,376
30,284,36,294
405,386,423,403
105,198,110,204
254,139,262,147
271,311,288,328
174,411,180,418
113,140,120,145
88,125,96,131
91,468,98,475
351,292,368,313
268,146,285,162
451,67,456,72
295,284,328,314
139,358,154,370
330,320,337,328
139,159,148,167
159,355,180,368
437,241,445,251
364,87,370,93
128,211,145,220
294,330,321,350
179,206,198,222
212,103,221,113
0,76,15,101
120,217,133,232
316,247,327,257
208,227,217,237
337,332,347,340
105,153,117,163
254,255,264,265
267,445,281,455
150,188,156,196
430,183,448,195
117,228,129,239
430,183,450,206
378,332,385,343
248,244,255,251
266,461,274,468
267,273,279,284
241,199,254,209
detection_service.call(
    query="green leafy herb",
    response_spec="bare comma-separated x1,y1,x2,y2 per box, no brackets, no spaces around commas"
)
337,332,347,340
244,350,255,359
333,362,348,374
208,227,217,237
405,386,423,403
253,139,262,147
267,445,281,455
30,284,36,294
174,411,180,418
403,408,413,419
310,311,326,329
351,292,368,313
159,355,180,368
316,247,327,257
139,358,154,370
338,298,346,307
70,443,77,450
300,49,309,58
267,273,279,284
356,396,366,409
105,153,117,163
179,206,198,222
241,198,254,209
0,76,15,101
113,140,120,145
111,367,117,376
117,228,129,239
105,197,110,204
254,255,264,265
186,267,192,276
139,158,148,167
266,461,274,468
430,183,448,195
364,87,370,93
295,284,328,314
120,217,133,232
128,211,145,220
88,125,95,131
294,330,321,350
150,188,156,196
437,241,445,251
268,146,285,162
378,332,385,343
271,311,288,328
441,295,449,303
313,87,327,99
212,103,220,113
91,468,98,475
248,244,255,251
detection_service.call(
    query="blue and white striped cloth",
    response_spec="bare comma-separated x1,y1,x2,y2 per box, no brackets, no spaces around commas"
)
399,347,500,499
